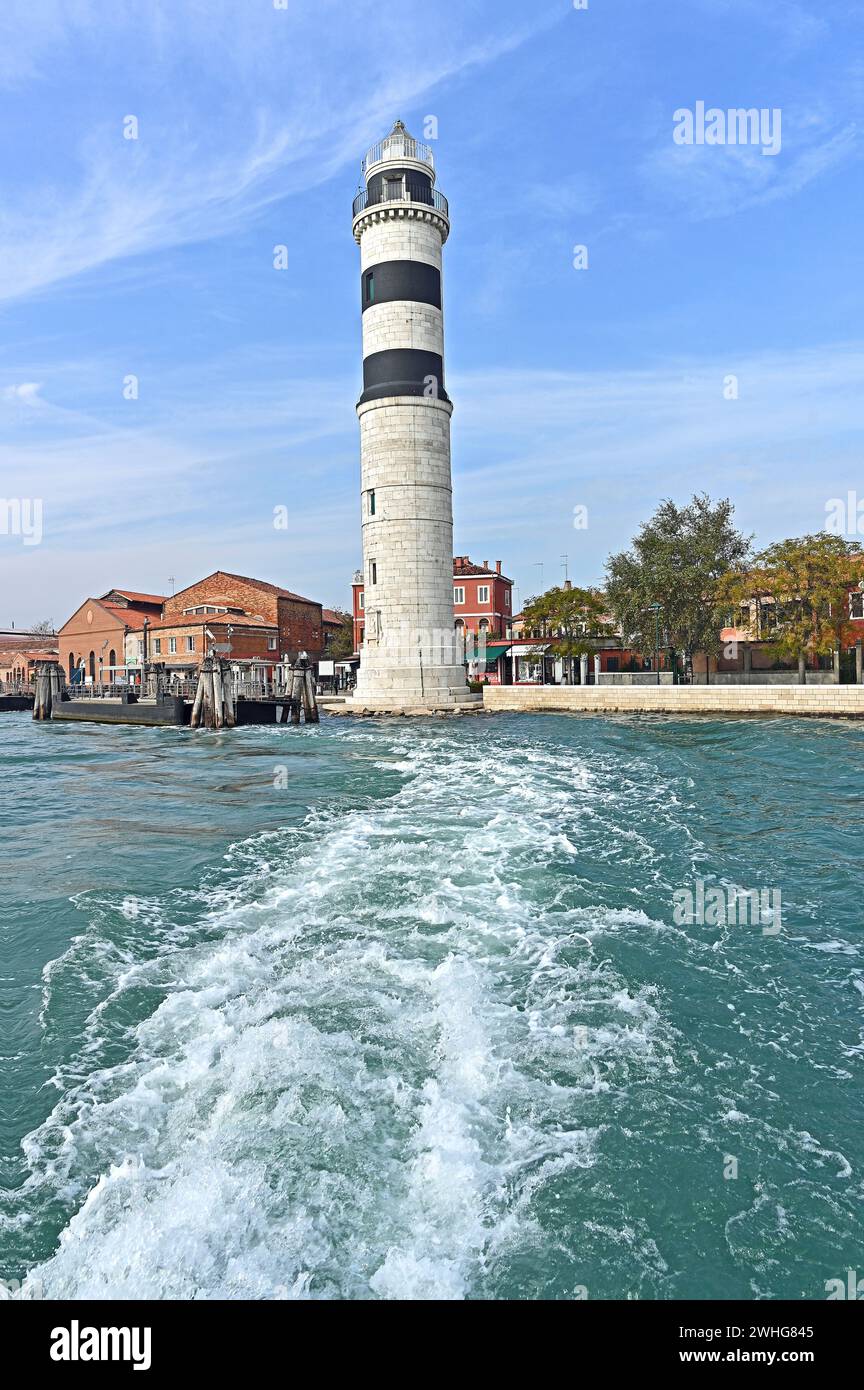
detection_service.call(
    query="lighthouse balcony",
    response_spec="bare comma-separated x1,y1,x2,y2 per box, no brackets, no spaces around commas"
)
352,183,449,219
362,134,435,177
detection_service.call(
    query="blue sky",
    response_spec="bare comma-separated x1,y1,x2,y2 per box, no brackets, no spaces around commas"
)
1,0,862,625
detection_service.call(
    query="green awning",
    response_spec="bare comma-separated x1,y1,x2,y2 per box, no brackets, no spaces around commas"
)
481,644,511,660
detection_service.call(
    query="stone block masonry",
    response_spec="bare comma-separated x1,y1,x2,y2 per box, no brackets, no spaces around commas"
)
482,686,864,718
348,121,470,711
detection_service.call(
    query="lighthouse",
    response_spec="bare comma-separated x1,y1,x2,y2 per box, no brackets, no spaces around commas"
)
349,120,473,711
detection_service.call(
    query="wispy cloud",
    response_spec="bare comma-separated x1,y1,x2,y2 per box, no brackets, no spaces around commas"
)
641,120,860,221
4,341,862,620
0,0,544,304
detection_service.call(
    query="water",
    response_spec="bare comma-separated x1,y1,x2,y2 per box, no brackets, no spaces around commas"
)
1,710,862,1301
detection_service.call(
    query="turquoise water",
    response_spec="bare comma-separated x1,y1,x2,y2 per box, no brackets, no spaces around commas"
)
1,710,862,1301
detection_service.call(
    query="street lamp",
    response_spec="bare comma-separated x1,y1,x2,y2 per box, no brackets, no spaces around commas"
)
646,603,663,684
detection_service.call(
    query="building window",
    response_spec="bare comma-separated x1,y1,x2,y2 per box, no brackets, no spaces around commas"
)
154,639,162,655
371,561,377,585
453,587,465,605
369,488,376,515
359,591,365,610
477,585,490,604
268,637,277,651
169,637,177,654
504,591,510,610
364,271,375,305
850,592,864,620
186,636,195,652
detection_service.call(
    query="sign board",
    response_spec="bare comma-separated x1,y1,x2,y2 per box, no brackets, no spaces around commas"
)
211,643,232,654
318,660,335,676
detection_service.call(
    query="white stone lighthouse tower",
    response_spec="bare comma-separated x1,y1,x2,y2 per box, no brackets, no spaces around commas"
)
350,120,471,711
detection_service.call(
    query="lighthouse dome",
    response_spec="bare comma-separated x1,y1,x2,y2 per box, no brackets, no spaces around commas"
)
362,119,436,184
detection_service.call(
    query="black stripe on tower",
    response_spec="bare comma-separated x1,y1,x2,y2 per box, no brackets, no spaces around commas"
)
362,261,441,312
359,349,448,406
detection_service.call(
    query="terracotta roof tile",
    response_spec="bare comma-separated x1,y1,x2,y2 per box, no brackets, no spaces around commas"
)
99,589,166,606
149,613,275,631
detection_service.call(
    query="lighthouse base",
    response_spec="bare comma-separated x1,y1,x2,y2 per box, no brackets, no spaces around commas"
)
345,693,482,715
346,663,479,714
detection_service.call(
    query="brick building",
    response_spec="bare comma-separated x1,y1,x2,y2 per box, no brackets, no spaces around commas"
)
0,647,59,684
58,590,164,683
352,556,513,654
163,572,323,666
57,573,326,685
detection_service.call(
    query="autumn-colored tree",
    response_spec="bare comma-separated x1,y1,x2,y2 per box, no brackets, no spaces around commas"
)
720,534,863,682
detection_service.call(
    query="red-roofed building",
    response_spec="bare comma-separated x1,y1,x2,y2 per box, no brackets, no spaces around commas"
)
0,648,60,684
58,592,165,684
162,571,323,662
352,556,513,655
58,572,325,685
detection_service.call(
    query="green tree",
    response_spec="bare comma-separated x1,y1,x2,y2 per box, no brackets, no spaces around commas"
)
521,585,612,675
720,534,863,682
605,494,752,678
325,610,355,661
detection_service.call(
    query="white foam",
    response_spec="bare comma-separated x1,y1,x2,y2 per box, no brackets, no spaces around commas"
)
14,723,678,1299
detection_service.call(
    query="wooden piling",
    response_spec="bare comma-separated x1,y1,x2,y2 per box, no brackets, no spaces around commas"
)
190,662,207,728
33,661,62,720
302,667,319,723
191,658,237,730
289,666,303,725
222,663,236,727
212,662,225,730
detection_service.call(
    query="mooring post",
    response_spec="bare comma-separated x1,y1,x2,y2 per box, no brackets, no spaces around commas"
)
33,663,47,720
212,661,225,730
33,660,62,720
190,659,209,728
303,667,319,723
289,664,303,725
222,662,236,727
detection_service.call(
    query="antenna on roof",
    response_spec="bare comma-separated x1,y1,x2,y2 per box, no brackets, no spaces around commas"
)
169,576,175,596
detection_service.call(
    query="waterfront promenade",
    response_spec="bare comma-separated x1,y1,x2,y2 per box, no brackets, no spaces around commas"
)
483,684,864,717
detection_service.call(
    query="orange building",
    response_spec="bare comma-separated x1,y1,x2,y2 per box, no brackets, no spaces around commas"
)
0,647,59,684
58,591,164,684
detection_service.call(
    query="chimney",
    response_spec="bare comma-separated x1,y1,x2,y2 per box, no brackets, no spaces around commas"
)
483,560,489,571
495,560,501,574
564,579,572,591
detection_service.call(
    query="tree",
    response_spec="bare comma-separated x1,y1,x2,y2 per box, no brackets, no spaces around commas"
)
325,610,355,661
29,620,56,635
521,585,612,674
720,534,863,682
605,494,752,678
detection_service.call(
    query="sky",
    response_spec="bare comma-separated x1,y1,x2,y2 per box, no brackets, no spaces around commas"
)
0,0,862,625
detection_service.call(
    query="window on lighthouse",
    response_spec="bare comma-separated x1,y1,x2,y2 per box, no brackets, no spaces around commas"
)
371,561,377,585
369,489,376,515
364,271,375,305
